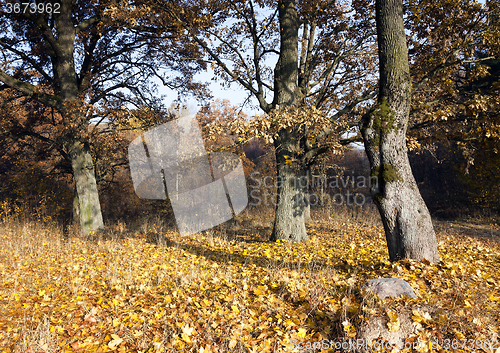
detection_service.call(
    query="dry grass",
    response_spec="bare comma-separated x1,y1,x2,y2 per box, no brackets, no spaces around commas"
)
0,208,498,352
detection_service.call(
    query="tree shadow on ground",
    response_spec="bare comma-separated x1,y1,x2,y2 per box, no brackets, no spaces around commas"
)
148,234,357,277
433,219,500,242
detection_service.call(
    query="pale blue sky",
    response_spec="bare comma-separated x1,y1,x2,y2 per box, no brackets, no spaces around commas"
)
161,67,261,117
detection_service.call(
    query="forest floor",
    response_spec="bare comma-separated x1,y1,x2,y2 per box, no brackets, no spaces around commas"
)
0,209,499,352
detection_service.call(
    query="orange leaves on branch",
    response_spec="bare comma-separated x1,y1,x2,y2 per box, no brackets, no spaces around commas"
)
206,105,347,151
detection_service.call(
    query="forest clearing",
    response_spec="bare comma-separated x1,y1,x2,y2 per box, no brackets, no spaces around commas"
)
0,210,498,352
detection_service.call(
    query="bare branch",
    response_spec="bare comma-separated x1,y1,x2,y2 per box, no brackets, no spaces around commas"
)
158,2,271,112
0,40,52,83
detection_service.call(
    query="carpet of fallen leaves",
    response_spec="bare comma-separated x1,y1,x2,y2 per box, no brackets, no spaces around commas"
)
0,215,499,353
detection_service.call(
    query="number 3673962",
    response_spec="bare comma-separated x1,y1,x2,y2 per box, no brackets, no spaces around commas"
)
5,2,60,14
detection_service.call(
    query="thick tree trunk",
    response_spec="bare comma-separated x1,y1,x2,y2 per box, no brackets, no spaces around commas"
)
270,130,309,242
270,0,309,242
58,3,105,235
67,139,105,234
361,0,440,262
303,165,312,223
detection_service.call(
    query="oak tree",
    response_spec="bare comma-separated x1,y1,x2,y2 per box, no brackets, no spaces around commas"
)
0,0,204,233
146,0,377,242
361,0,440,262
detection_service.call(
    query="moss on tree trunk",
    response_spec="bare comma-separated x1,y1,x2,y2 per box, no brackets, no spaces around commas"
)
67,139,104,234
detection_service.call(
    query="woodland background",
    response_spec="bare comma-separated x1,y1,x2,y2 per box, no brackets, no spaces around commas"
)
1,97,499,228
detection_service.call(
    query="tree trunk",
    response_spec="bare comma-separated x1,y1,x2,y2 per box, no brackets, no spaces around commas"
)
67,139,105,234
361,0,440,262
58,2,105,235
270,0,309,242
303,165,312,223
270,130,309,242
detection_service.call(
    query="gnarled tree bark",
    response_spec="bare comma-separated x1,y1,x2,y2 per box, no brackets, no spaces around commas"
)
361,0,440,263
